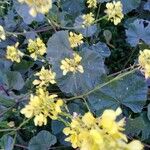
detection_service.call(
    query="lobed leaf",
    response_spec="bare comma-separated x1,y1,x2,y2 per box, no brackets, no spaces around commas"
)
47,31,105,95
126,113,150,140
88,73,147,114
74,16,98,37
126,19,150,47
121,0,141,14
28,130,57,150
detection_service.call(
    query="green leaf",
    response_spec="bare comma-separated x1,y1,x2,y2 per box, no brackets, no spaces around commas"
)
53,50,105,95
0,95,15,107
0,59,12,71
74,16,98,37
144,1,150,11
88,73,147,114
0,121,9,128
28,130,57,150
121,0,141,14
125,115,145,136
0,135,13,150
61,0,84,16
12,60,34,72
147,104,150,121
126,19,150,47
47,31,105,95
5,71,25,90
51,121,70,146
68,100,86,115
0,70,24,90
47,31,72,63
13,0,44,24
51,120,65,135
83,42,111,58
126,113,150,140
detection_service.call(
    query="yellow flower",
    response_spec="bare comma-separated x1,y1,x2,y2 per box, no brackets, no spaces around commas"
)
127,140,144,150
0,25,6,41
87,0,97,8
60,53,84,75
69,32,83,48
20,88,63,126
65,130,79,148
34,113,47,126
90,130,103,144
82,13,95,27
7,121,15,128
82,112,95,127
63,108,143,150
55,99,63,113
27,38,46,60
6,42,24,63
20,104,34,118
105,1,124,25
79,130,95,150
100,107,126,141
138,49,150,78
18,0,52,17
33,66,56,87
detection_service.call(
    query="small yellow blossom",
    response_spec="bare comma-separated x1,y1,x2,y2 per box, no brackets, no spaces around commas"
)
34,113,47,126
7,121,15,128
100,107,126,141
60,53,84,75
87,0,97,8
138,49,150,78
33,66,56,87
18,0,52,17
63,108,143,150
127,140,144,150
20,88,63,126
105,1,124,25
20,104,34,118
27,38,46,60
69,32,83,48
82,13,95,27
6,42,24,63
0,25,6,41
82,112,95,127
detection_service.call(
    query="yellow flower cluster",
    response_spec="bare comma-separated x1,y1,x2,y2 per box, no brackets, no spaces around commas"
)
6,42,24,63
21,88,63,126
87,0,97,8
33,66,56,87
0,25,6,41
63,108,143,150
82,13,95,27
27,38,46,60
69,32,83,48
138,49,150,78
18,0,52,17
60,53,84,75
105,1,124,25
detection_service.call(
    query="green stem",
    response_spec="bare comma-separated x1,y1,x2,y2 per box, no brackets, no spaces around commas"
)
82,97,91,112
58,117,70,126
23,54,45,63
10,132,17,150
0,118,31,133
94,15,107,23
62,112,72,119
17,118,31,131
0,128,16,132
96,4,101,20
